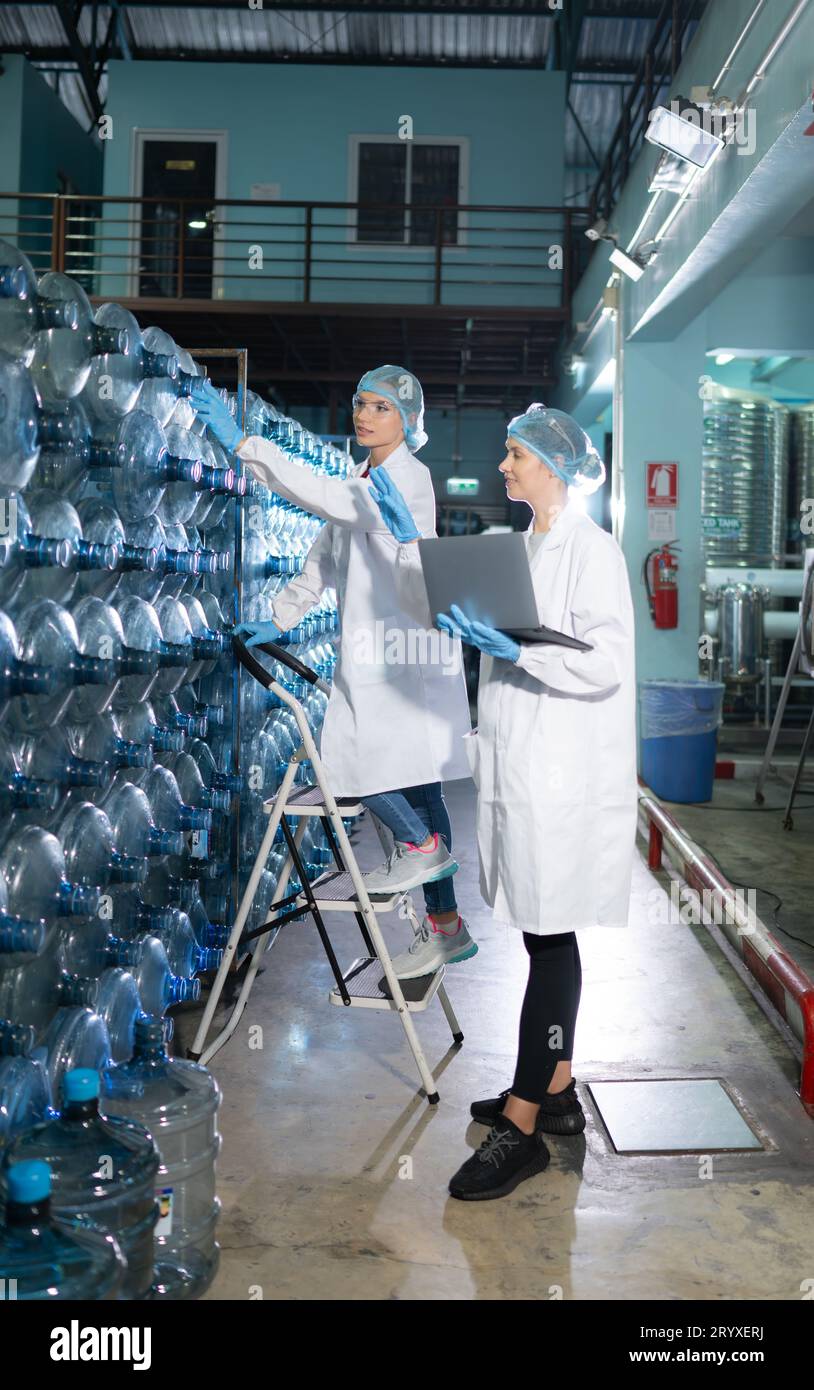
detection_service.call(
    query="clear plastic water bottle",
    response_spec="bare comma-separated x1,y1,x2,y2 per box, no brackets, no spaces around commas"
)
41,1009,112,1102
102,1016,221,1300
143,908,222,978
0,726,60,816
94,966,144,1063
1,1068,159,1299
102,781,186,862
55,800,148,888
0,1053,53,1141
176,594,230,678
0,239,78,362
0,350,40,490
185,738,241,797
13,725,113,793
162,750,232,817
156,421,205,526
73,500,159,602
30,272,127,405
82,302,179,424
14,490,117,609
106,884,177,937
5,592,129,733
157,521,196,601
142,764,212,835
109,933,201,1015
126,515,198,604
168,344,205,432
0,492,74,610
109,595,166,709
0,1158,126,1300
1,825,101,924
69,596,159,721
68,707,155,775
152,595,199,689
150,692,207,740
0,935,99,1037
0,875,47,966
136,326,194,427
116,699,185,755
0,610,57,711
92,409,203,522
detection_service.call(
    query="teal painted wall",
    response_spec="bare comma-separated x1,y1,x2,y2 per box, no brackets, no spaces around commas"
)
0,58,24,245
101,60,566,306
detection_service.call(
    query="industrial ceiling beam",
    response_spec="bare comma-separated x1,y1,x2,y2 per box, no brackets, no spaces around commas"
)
53,0,104,125
12,1,669,13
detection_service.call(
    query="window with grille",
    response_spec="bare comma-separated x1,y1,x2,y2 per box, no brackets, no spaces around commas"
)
353,139,463,246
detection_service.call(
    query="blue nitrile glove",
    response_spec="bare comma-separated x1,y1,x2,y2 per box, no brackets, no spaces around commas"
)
437,603,521,663
368,466,421,543
232,619,282,649
190,379,244,453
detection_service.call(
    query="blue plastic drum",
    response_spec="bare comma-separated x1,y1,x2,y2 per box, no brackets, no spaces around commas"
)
639,680,725,803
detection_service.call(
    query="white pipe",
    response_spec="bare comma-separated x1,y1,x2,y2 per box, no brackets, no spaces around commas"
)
711,0,769,94
743,0,811,99
704,609,799,639
705,566,804,596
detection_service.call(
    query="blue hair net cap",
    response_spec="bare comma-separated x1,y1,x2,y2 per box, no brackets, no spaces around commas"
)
507,403,606,495
356,364,428,451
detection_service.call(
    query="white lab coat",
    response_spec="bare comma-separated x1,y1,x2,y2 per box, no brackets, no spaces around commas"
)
235,436,472,797
396,498,638,934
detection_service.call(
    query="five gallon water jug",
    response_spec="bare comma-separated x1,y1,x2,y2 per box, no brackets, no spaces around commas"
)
0,1159,126,1300
102,1016,221,1300
82,302,179,424
0,239,78,362
0,1068,159,1299
0,1051,54,1140
30,271,127,405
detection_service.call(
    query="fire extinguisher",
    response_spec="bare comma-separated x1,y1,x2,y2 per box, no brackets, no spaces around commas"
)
643,543,679,629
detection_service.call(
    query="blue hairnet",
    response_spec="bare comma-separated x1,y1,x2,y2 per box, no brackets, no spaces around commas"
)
507,404,606,496
356,364,428,451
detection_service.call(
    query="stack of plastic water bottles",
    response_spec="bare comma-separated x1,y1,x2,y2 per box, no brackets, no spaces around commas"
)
0,237,347,1298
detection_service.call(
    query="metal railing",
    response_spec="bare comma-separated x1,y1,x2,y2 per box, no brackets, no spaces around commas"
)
0,193,591,311
589,0,705,222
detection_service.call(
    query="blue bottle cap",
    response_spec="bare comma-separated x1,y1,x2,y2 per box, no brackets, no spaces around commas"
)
63,1068,100,1103
8,1159,51,1204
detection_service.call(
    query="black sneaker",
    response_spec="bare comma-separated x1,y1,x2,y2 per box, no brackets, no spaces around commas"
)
449,1117,550,1201
470,1079,586,1136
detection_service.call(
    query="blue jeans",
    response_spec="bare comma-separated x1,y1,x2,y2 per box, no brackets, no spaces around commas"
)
359,781,457,917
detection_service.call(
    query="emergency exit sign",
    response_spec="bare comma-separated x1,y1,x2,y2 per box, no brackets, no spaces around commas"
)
446,477,480,496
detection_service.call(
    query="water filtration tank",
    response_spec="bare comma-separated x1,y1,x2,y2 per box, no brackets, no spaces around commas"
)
790,407,814,555
700,380,789,568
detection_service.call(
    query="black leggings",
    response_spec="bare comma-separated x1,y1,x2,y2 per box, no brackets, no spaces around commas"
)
511,932,582,1104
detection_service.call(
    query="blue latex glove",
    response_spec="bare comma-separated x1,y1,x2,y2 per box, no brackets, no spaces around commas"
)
232,619,282,649
436,604,521,663
191,379,244,453
368,466,421,543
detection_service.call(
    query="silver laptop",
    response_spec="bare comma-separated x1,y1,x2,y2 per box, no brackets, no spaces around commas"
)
417,533,591,650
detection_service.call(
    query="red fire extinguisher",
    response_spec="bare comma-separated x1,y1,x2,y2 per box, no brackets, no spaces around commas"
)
643,543,679,629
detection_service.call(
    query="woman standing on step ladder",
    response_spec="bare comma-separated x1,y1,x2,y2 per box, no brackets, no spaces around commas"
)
371,404,638,1201
191,365,478,979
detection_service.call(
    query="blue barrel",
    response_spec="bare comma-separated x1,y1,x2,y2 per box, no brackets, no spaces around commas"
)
639,679,725,803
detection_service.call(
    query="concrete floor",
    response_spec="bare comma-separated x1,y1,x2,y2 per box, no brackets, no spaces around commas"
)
175,779,814,1301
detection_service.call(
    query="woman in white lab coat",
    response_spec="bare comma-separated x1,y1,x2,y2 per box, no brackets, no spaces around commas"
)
372,404,637,1200
191,367,478,977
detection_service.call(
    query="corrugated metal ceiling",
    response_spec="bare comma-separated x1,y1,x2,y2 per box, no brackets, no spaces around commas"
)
0,2,683,203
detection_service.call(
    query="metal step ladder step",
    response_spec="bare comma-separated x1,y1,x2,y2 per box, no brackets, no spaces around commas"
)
263,784,363,818
293,867,400,912
329,956,445,1012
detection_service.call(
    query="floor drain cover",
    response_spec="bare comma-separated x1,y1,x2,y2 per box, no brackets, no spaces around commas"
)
587,1079,763,1154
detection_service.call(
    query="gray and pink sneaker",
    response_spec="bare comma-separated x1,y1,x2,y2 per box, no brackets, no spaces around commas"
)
389,914,478,979
362,833,458,898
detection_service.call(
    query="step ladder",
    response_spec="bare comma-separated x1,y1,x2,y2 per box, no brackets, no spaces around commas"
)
187,638,463,1102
